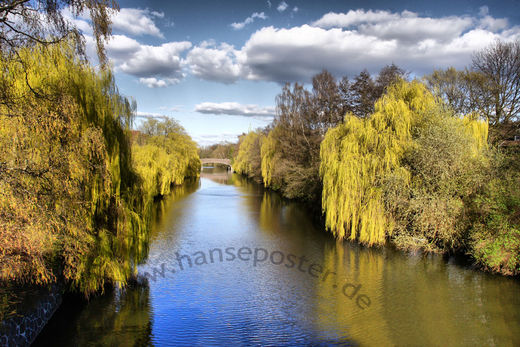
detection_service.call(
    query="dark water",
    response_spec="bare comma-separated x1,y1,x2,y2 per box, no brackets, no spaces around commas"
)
35,167,520,346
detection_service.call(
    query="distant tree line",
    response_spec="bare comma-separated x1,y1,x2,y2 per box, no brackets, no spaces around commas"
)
199,142,237,161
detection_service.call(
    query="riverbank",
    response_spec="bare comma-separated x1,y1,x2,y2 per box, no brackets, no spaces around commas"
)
232,77,520,277
0,179,200,344
237,167,520,281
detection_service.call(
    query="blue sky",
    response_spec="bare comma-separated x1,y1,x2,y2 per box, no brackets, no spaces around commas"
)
66,0,520,145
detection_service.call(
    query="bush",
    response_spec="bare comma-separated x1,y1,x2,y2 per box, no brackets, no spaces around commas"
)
467,152,520,275
320,80,489,247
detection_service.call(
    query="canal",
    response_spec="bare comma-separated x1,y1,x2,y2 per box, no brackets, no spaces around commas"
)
35,167,520,346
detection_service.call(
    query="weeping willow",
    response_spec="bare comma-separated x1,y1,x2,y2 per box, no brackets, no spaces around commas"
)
0,40,149,295
462,113,489,154
260,127,282,188
233,130,264,179
320,80,489,246
132,119,201,201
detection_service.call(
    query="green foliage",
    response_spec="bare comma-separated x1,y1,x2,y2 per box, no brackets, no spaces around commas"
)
234,130,264,181
320,80,489,247
467,152,520,275
132,118,200,200
199,142,236,160
0,41,199,295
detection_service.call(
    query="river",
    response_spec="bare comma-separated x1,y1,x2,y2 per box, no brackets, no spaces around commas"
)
34,167,520,346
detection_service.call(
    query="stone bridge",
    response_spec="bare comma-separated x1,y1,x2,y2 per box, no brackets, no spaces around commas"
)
200,158,232,171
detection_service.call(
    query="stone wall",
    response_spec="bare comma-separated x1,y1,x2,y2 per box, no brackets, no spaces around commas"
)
0,285,61,346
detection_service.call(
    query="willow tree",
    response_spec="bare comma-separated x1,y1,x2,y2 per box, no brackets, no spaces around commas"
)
261,126,283,189
0,0,117,64
233,130,264,181
133,118,201,200
0,40,147,295
320,80,488,246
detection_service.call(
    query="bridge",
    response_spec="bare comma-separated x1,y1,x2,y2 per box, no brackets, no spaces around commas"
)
200,158,233,171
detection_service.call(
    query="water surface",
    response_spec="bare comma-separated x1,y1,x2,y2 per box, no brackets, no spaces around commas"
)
35,167,520,346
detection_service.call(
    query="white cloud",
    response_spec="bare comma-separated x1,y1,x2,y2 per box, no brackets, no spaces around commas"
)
231,12,267,30
312,9,400,28
119,41,192,79
62,7,165,38
111,8,164,38
105,35,141,59
277,1,288,12
312,10,473,43
293,7,298,13
479,15,508,31
195,102,275,117
479,6,489,17
184,9,520,84
241,24,399,82
61,6,92,34
93,35,192,87
186,41,244,83
139,77,180,88
150,10,165,18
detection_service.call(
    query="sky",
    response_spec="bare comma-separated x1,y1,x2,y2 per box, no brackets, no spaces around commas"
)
66,0,520,145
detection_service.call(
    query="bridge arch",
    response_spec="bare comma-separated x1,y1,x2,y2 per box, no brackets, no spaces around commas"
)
200,158,233,171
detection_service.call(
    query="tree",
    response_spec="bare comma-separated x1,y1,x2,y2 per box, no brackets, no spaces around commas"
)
311,70,344,131
133,118,200,199
0,41,145,293
199,142,236,160
0,0,118,64
343,65,407,118
320,80,488,246
234,130,264,181
348,69,377,118
375,63,408,95
425,67,493,117
472,40,520,127
258,74,339,201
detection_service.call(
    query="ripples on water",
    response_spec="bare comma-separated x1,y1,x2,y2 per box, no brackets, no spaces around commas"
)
35,166,520,346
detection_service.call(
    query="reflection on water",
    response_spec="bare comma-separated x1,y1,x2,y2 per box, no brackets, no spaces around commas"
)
35,167,520,346
35,283,152,346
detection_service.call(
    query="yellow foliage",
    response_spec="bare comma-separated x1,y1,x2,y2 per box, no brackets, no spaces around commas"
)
462,113,489,155
320,80,489,246
260,128,280,187
234,130,264,179
132,120,200,200
0,41,198,295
